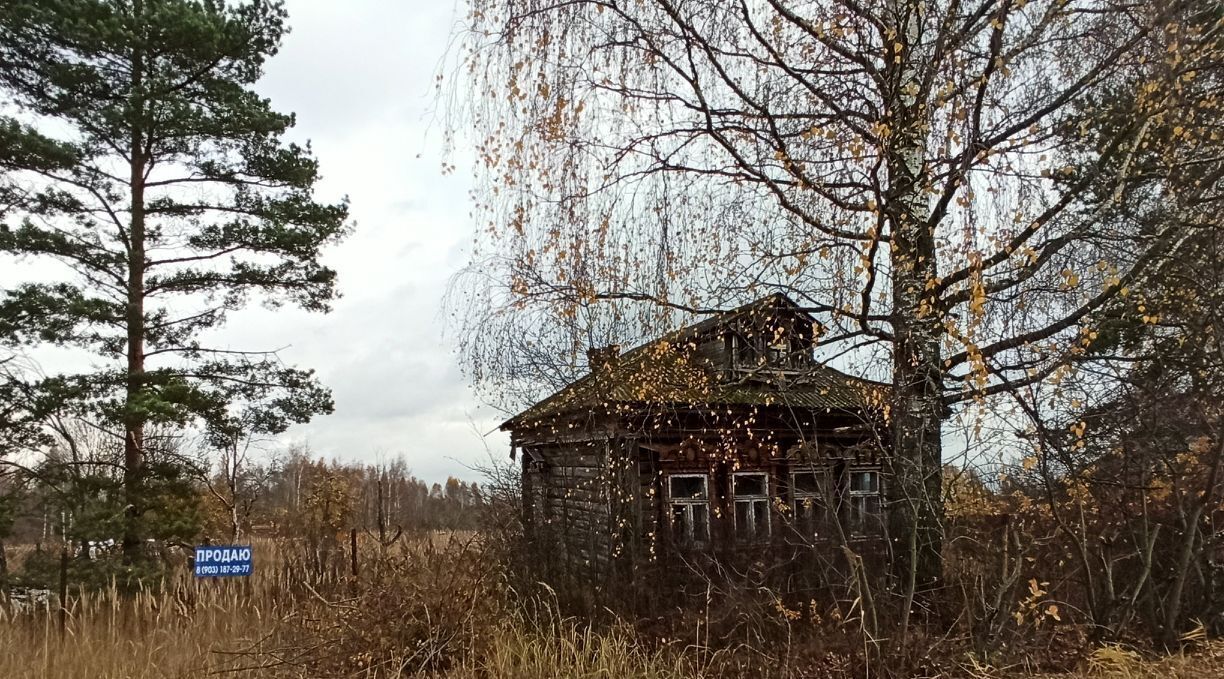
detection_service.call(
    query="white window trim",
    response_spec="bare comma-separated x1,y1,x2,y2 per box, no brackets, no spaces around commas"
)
847,468,882,537
668,473,710,543
732,471,771,540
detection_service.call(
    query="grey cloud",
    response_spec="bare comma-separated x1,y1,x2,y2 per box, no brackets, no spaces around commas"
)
247,0,504,478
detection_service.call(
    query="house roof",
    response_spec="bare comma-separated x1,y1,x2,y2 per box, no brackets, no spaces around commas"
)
501,293,890,431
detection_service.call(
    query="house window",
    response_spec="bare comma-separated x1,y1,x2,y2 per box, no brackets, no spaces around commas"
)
847,469,882,537
767,341,790,366
765,324,795,367
732,472,770,541
745,335,762,366
729,330,766,367
790,336,811,368
791,470,827,539
668,474,710,545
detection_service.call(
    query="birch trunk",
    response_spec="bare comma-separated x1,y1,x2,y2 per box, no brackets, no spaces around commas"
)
884,0,945,595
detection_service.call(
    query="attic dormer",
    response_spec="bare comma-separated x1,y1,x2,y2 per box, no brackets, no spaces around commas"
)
684,295,819,378
722,310,816,373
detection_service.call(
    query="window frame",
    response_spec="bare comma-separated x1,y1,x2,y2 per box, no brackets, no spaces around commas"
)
790,468,829,540
667,473,711,546
846,467,882,538
731,471,771,542
766,338,789,366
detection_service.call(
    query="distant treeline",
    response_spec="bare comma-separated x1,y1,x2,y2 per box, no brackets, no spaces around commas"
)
1,434,479,562
202,448,483,541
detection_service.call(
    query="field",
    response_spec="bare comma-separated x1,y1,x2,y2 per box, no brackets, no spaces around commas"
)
0,534,690,679
2,534,1222,679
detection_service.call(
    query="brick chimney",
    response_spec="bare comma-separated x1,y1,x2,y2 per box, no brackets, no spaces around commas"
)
586,344,621,374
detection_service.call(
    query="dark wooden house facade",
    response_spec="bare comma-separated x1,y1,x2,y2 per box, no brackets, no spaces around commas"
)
503,294,891,598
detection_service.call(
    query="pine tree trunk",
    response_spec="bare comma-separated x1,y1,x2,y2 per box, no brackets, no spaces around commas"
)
884,0,945,598
122,6,147,563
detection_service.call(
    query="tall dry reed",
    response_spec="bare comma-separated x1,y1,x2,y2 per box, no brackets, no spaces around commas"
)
2,533,1221,679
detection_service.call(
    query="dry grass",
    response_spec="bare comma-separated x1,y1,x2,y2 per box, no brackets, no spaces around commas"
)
1068,641,1224,679
0,558,299,678
2,587,279,677
0,533,692,679
452,619,694,679
0,579,688,678
2,535,1221,679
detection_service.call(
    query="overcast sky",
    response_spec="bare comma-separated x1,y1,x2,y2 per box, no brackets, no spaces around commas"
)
0,1,507,482
2,0,1023,481
221,0,509,480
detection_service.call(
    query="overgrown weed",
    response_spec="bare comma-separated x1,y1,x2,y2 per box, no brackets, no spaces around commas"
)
2,535,1222,678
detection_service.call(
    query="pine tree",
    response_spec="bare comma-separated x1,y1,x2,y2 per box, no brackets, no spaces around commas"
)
0,0,349,561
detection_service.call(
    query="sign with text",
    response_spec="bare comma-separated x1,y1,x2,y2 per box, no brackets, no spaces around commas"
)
193,545,253,577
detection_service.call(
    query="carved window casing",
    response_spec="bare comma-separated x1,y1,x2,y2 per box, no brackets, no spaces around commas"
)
732,472,771,541
847,468,882,537
668,474,710,546
791,469,829,539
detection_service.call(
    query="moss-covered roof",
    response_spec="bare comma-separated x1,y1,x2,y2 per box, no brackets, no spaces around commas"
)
502,294,890,430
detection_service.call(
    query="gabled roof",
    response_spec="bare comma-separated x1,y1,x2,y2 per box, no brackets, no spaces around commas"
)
647,292,819,346
501,294,889,431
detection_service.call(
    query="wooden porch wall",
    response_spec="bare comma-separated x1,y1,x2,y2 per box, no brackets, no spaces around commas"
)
518,421,641,594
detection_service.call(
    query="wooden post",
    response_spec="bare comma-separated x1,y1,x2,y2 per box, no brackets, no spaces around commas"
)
350,528,358,580
200,536,214,589
58,545,68,636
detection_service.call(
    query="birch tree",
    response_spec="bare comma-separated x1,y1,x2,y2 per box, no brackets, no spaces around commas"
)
451,0,1221,591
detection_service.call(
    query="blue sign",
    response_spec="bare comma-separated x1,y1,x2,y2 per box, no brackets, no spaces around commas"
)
193,545,253,577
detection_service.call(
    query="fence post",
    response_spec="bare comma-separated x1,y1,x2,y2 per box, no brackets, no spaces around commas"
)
350,528,358,580
58,544,68,636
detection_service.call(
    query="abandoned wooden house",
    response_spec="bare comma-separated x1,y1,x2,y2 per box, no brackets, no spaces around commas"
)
502,293,892,595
